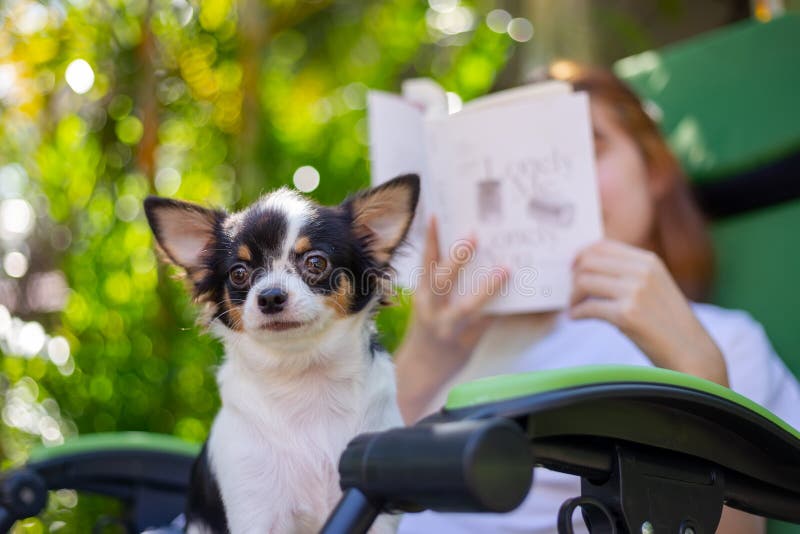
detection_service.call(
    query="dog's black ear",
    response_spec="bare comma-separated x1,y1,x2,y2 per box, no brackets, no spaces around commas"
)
344,174,420,265
144,196,226,272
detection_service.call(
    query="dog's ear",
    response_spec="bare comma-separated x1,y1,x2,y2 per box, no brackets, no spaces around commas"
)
344,174,420,264
144,196,226,272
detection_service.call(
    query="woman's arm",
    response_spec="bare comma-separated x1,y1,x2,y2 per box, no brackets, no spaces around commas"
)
718,507,766,534
570,239,728,386
394,217,506,423
398,232,729,422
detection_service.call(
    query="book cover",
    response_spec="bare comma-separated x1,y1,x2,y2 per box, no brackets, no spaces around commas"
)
368,79,603,314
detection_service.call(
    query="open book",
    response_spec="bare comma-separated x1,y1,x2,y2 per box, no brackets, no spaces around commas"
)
368,78,603,314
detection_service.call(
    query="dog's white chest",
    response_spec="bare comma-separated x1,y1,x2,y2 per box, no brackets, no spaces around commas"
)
208,404,355,533
213,408,348,529
207,353,402,534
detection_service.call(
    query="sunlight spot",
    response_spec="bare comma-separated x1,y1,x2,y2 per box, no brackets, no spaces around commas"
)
18,321,46,357
507,18,534,42
65,59,95,94
1,198,34,236
293,166,320,193
155,167,182,196
486,9,511,33
3,252,28,278
15,2,49,35
428,0,457,14
48,337,71,366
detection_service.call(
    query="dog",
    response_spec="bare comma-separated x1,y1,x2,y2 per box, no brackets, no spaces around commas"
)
144,174,419,534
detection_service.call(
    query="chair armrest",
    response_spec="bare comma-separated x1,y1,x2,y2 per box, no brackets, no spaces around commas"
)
443,365,800,522
1,432,200,532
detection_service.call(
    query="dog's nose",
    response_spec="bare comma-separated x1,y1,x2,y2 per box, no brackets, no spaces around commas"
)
258,287,288,314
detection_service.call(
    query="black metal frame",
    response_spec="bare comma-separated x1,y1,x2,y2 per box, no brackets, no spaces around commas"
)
0,447,195,532
693,149,800,218
320,417,534,534
557,445,726,534
323,382,800,533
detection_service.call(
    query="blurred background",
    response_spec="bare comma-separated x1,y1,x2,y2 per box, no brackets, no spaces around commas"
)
0,0,798,530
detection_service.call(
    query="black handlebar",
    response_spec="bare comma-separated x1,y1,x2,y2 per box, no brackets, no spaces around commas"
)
321,417,534,534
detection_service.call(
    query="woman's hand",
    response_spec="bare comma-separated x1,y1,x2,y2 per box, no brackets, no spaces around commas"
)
570,239,728,386
394,217,507,423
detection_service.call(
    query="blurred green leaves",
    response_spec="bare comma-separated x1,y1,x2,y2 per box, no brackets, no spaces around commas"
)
0,0,521,527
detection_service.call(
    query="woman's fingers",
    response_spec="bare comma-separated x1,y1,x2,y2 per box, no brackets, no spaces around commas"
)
579,238,640,260
438,235,477,288
573,252,628,277
418,217,448,306
423,215,441,268
417,218,507,335
574,238,658,277
570,239,651,327
421,218,478,301
570,272,628,306
569,297,620,323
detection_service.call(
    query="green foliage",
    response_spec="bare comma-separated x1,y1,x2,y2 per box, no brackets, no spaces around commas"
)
0,0,516,527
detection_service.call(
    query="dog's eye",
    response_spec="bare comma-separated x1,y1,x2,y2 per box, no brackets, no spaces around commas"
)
304,254,328,276
229,265,249,287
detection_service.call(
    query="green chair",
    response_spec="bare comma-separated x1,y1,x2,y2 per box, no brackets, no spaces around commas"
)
325,365,800,533
7,366,799,533
617,12,800,532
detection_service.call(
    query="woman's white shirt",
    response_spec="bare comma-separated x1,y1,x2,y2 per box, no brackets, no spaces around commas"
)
398,303,800,534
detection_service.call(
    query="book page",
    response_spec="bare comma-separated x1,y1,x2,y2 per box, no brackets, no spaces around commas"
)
462,80,571,114
367,90,429,286
368,90,427,183
424,91,603,314
401,78,448,117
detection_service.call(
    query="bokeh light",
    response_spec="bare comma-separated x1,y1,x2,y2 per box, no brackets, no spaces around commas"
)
3,251,29,278
293,166,321,193
428,0,458,13
15,2,50,35
155,167,182,196
116,116,144,144
486,9,511,33
0,305,11,336
47,336,71,366
18,321,46,357
427,6,475,35
0,164,29,198
65,59,95,94
507,17,534,42
0,65,18,103
0,198,35,237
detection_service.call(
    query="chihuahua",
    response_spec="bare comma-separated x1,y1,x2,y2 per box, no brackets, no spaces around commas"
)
144,174,419,533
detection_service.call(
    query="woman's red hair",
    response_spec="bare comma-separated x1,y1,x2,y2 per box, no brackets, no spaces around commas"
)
540,60,714,301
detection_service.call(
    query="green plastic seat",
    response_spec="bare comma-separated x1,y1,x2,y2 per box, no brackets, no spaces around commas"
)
616,15,800,532
445,365,800,500
330,365,800,533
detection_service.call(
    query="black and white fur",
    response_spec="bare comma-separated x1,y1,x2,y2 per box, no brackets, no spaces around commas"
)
144,175,419,534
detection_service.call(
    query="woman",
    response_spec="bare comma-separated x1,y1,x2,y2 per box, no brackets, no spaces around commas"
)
395,61,800,534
